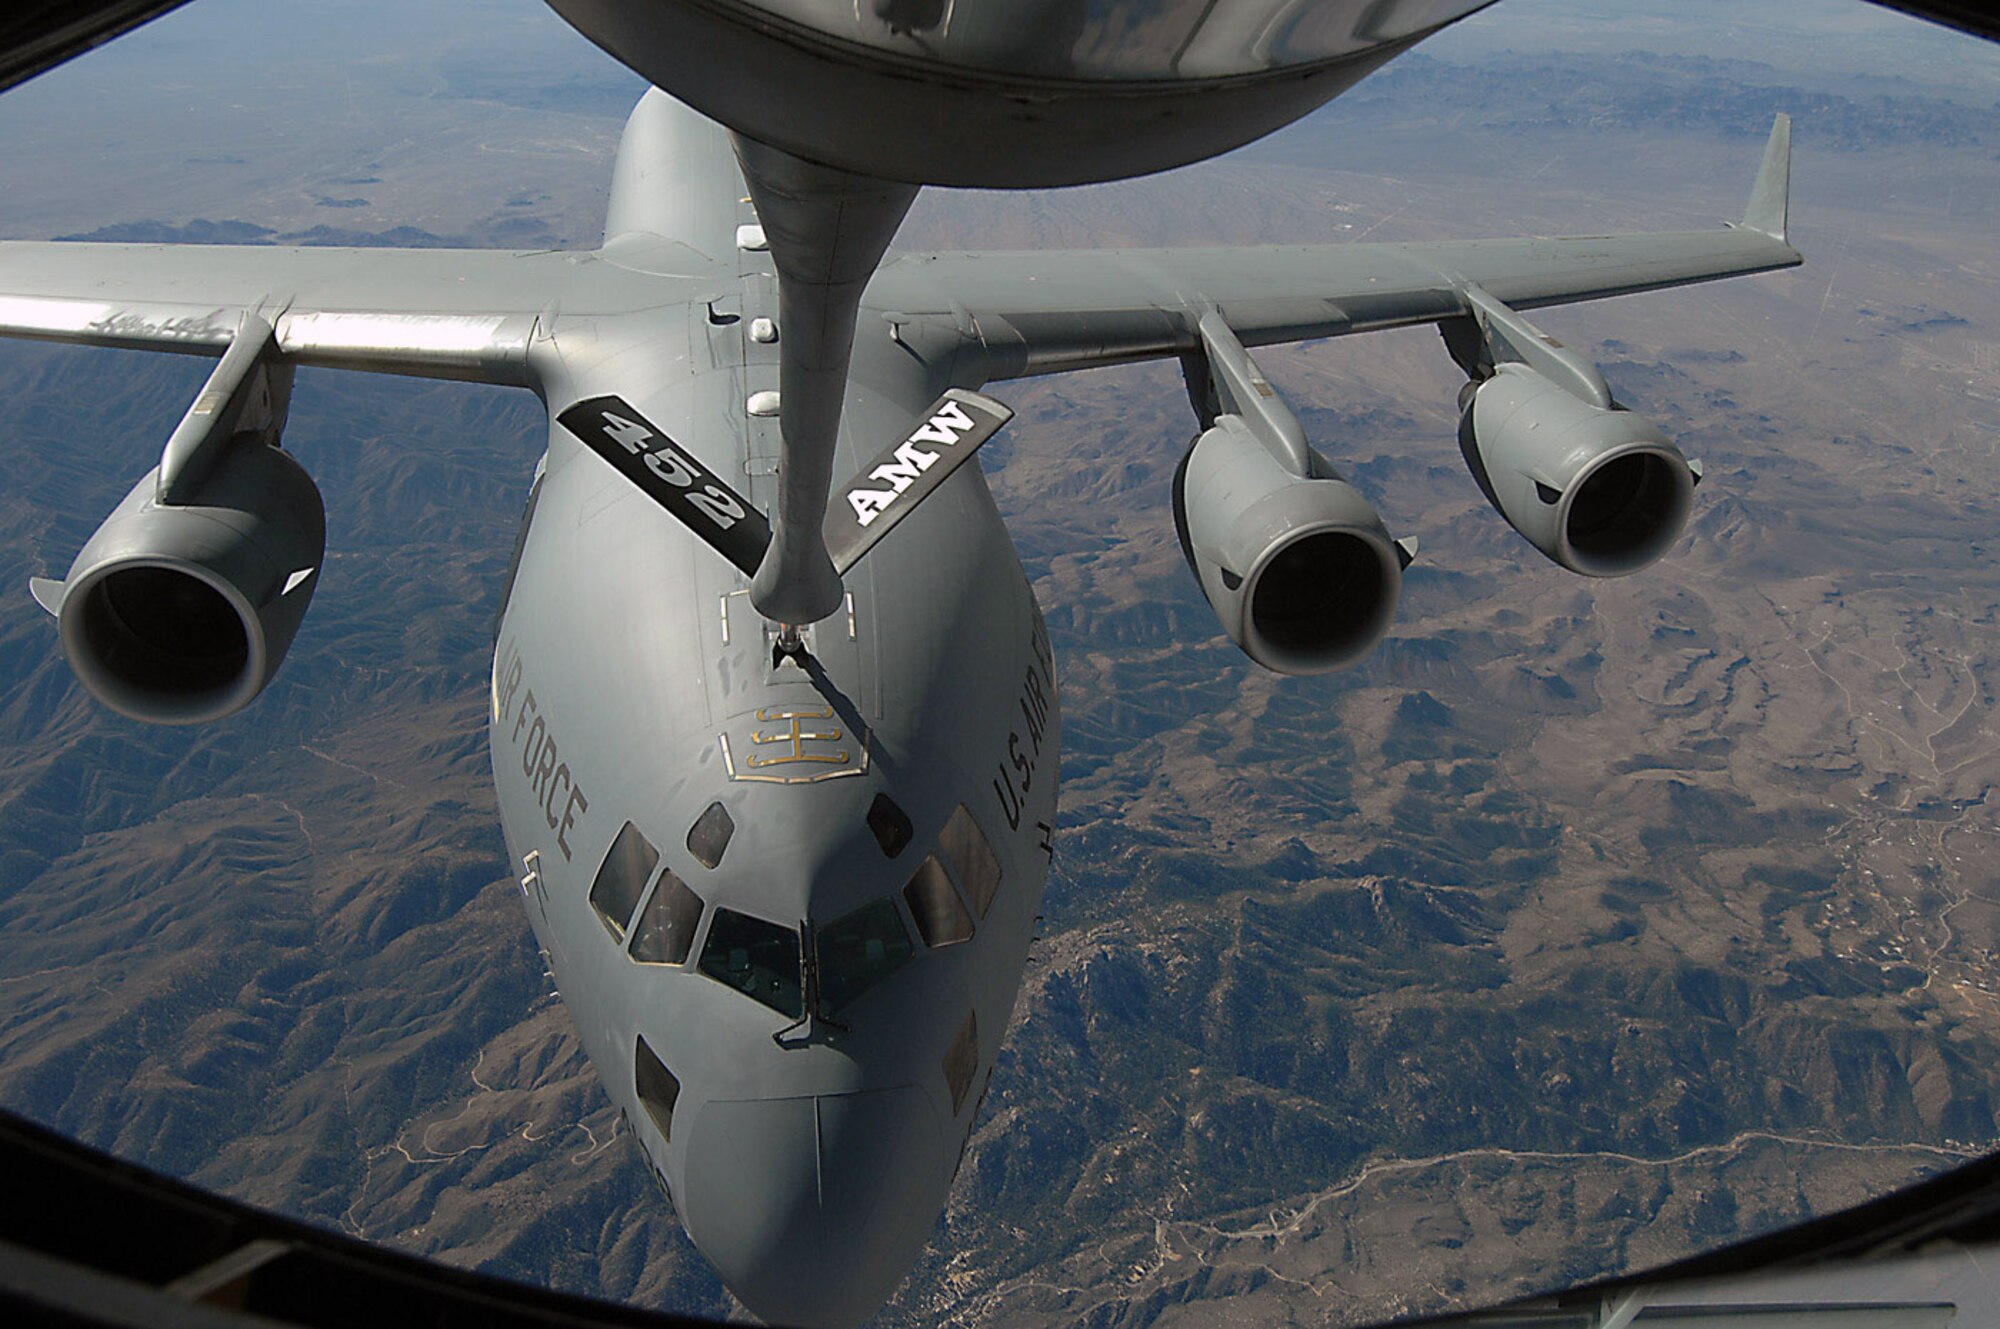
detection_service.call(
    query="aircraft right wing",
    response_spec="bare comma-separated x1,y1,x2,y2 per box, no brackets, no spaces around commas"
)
856,117,1799,677
873,115,1798,384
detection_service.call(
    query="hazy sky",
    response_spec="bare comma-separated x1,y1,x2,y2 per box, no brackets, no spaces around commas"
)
1430,0,2000,94
0,0,1994,242
19,0,2000,115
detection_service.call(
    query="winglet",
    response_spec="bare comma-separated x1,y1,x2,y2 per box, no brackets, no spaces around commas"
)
1742,113,1791,244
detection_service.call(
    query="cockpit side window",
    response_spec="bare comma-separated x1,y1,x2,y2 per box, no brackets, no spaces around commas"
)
686,800,734,869
939,805,1003,918
815,898,914,1014
867,793,913,858
590,822,659,940
629,870,704,965
698,908,803,1019
634,1035,680,1144
942,1010,979,1116
903,855,974,948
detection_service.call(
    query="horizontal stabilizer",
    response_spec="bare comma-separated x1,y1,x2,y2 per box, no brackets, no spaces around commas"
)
1742,113,1792,243
824,389,1012,576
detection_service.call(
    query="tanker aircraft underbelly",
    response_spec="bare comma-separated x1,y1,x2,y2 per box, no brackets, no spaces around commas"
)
0,64,1799,1329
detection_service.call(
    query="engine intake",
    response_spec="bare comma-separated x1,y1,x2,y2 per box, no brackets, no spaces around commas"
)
1459,363,1694,577
56,440,325,724
1173,415,1402,675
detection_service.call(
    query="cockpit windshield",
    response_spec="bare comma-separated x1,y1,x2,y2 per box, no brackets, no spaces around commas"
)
629,869,703,966
697,908,802,1019
815,898,914,1015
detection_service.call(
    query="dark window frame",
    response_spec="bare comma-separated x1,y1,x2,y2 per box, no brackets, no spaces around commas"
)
939,804,1003,919
866,792,914,858
942,1010,979,1116
629,868,705,966
634,1035,681,1144
903,854,975,949
686,800,735,870
697,907,804,1020
589,821,660,941
814,897,915,1015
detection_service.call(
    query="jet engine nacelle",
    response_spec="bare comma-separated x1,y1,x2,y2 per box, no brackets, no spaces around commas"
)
55,440,325,725
1173,414,1403,675
1458,362,1695,577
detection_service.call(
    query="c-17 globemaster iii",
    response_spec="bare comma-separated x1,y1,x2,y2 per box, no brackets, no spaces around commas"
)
0,4,1801,1324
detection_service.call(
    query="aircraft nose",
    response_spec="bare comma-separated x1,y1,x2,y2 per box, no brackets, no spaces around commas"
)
680,1085,944,1327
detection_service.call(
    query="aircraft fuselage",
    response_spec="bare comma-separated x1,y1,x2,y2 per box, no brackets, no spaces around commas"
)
486,97,1059,1325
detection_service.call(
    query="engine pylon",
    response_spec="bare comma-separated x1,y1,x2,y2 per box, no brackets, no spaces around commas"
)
1445,285,1697,577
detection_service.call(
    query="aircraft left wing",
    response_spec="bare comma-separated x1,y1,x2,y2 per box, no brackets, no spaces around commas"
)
0,242,639,385
875,115,1798,384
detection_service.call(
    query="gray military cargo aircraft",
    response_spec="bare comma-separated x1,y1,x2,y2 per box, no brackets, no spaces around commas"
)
0,86,1797,1322
25,2,2000,1329
0,0,1814,1316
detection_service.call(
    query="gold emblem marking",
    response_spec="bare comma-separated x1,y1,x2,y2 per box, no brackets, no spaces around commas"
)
747,706,849,767
719,723,869,785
